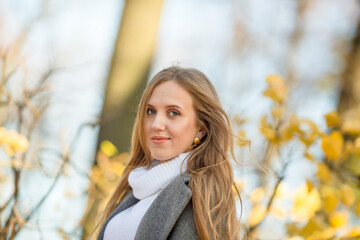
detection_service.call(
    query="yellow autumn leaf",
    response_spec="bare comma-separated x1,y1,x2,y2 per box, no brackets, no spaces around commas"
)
344,154,360,176
291,185,321,222
111,161,125,177
355,137,360,148
316,162,331,183
259,116,276,141
233,178,243,196
249,187,265,203
0,127,29,155
329,211,348,228
236,130,250,147
114,152,130,165
340,184,355,207
306,179,314,193
100,140,119,157
90,166,103,185
263,74,288,102
249,205,266,227
4,145,14,157
271,106,284,120
341,107,360,135
321,131,344,162
278,126,293,143
289,115,301,133
324,111,340,128
12,135,29,152
270,207,287,220
307,228,335,240
356,201,360,217
343,140,355,159
304,152,314,161
299,119,321,147
321,186,339,213
233,114,247,126
291,216,327,238
274,182,288,199
345,226,360,238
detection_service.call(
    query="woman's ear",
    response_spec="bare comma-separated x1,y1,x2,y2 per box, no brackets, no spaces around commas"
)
197,127,207,140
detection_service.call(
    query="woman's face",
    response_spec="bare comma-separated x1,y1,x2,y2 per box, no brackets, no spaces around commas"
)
145,80,202,161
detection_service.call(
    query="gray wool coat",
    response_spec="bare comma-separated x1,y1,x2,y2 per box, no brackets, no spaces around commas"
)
97,175,198,240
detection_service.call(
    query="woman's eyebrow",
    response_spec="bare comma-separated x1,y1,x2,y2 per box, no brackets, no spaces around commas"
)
166,105,183,110
147,104,183,110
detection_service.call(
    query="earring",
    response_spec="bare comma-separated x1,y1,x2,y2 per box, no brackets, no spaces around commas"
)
194,137,201,146
184,137,201,152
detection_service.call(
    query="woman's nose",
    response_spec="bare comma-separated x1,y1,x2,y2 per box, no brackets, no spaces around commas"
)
152,114,166,131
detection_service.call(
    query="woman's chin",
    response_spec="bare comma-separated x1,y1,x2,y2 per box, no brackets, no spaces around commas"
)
151,153,176,161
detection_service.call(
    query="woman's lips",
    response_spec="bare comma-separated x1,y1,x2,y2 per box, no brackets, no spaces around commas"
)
151,136,170,144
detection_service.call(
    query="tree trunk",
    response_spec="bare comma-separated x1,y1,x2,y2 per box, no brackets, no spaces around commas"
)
338,22,360,113
81,0,164,238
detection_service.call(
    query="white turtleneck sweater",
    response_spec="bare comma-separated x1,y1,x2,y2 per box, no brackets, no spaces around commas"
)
103,152,190,240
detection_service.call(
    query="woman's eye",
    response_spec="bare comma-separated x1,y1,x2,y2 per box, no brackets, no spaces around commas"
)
147,109,155,115
169,111,180,117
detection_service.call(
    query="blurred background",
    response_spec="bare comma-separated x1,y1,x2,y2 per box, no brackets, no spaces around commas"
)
1,0,360,239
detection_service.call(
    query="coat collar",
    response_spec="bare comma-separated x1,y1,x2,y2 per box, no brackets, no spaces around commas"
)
97,175,191,240
135,175,192,240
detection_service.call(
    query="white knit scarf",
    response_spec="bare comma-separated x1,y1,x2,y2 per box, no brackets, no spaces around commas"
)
128,152,191,200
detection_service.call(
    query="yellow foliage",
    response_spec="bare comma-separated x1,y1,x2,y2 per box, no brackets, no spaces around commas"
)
289,115,301,133
110,161,125,178
263,74,288,102
270,207,287,220
278,126,293,143
324,111,340,127
341,107,360,135
287,216,328,238
340,184,355,207
0,127,29,156
249,205,266,227
271,106,284,120
233,114,247,126
344,154,360,175
345,226,360,238
275,182,288,199
306,179,314,193
291,185,321,222
232,179,243,196
357,201,360,217
304,152,314,162
321,131,344,162
344,140,355,159
355,137,360,148
100,140,119,157
299,119,321,147
4,145,14,157
321,186,339,213
259,116,276,141
249,187,265,203
329,211,348,228
306,228,335,240
236,130,250,147
90,151,128,197
316,162,331,183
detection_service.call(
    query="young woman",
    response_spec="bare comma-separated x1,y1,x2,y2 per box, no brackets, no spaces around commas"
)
96,66,242,240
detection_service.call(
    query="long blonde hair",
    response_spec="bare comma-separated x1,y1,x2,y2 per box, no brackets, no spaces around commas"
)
97,66,242,239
